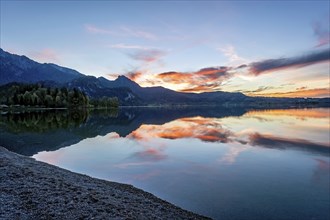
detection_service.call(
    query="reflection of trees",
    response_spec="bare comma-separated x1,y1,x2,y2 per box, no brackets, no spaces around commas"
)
0,109,119,133
90,108,119,118
0,109,121,156
1,110,87,133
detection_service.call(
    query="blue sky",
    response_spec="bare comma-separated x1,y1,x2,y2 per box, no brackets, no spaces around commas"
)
1,1,329,97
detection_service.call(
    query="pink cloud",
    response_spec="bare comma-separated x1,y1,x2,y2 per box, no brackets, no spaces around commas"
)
85,24,157,40
313,21,330,47
108,43,149,50
29,48,60,63
85,24,117,35
108,42,167,64
128,49,167,63
120,26,157,40
218,45,248,65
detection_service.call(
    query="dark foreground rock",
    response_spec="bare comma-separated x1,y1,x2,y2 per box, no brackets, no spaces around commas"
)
0,147,210,219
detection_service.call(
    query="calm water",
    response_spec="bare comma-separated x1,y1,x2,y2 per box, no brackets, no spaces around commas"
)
1,107,329,219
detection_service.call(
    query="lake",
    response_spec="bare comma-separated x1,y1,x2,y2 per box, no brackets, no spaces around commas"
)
1,107,329,219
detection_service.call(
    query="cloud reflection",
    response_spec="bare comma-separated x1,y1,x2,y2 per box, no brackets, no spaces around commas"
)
246,108,330,119
219,145,250,164
132,170,161,181
312,159,330,188
131,148,168,162
129,117,233,143
249,132,330,155
127,110,329,159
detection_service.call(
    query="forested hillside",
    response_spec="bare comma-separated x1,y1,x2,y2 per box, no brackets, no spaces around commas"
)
0,83,118,108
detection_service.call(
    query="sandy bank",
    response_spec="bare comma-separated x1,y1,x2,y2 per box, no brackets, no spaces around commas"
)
0,147,210,219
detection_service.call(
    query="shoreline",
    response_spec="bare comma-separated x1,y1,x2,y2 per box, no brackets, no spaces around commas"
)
0,147,210,219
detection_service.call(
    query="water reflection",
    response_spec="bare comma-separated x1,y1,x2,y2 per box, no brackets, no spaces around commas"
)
249,132,329,155
1,109,89,132
128,112,329,157
0,109,117,155
0,107,247,155
247,108,329,119
128,117,233,143
1,107,329,219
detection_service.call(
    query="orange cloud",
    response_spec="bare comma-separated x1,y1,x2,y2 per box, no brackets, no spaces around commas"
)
157,71,193,84
123,49,328,96
157,126,194,139
254,88,330,98
127,72,143,81
155,67,232,93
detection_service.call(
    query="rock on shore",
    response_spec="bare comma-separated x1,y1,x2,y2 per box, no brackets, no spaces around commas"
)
0,147,210,219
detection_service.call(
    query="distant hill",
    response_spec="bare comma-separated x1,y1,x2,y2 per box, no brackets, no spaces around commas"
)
1,48,329,107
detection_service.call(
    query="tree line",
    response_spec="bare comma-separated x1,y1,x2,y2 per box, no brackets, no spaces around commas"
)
0,83,118,108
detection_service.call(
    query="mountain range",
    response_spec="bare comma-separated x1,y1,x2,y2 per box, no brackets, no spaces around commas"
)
0,48,328,106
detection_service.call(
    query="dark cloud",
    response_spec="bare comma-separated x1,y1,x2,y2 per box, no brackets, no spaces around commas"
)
249,48,330,75
296,86,307,91
199,66,227,72
236,64,248,69
241,86,275,94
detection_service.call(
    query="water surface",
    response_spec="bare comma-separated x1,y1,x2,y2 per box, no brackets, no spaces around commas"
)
1,107,329,219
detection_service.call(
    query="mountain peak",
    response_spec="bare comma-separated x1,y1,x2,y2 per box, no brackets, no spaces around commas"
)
112,75,141,91
116,75,132,81
115,75,138,84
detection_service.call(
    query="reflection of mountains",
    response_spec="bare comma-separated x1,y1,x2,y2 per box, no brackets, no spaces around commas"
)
0,107,247,156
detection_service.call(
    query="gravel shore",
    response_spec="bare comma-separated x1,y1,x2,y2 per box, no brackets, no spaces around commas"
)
0,147,210,219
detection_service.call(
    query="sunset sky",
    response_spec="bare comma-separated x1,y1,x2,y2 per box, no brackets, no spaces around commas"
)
1,1,329,97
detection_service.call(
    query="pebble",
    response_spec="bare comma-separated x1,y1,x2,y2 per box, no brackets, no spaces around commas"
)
0,147,211,219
